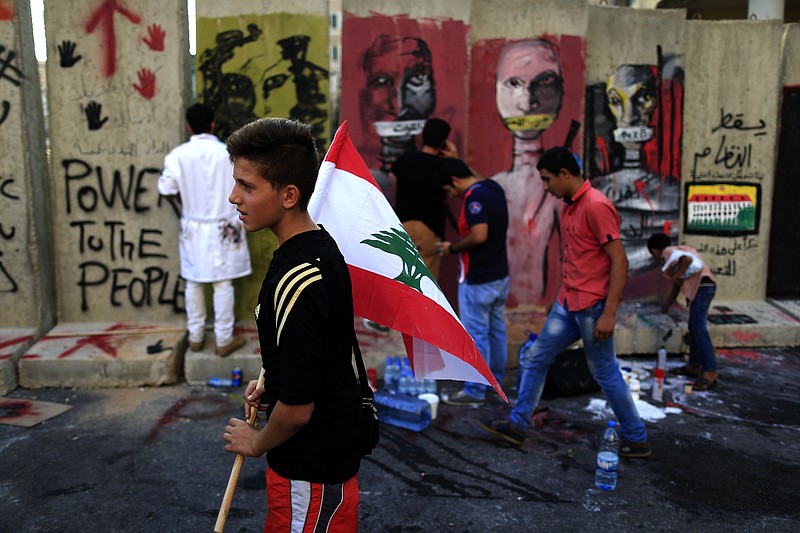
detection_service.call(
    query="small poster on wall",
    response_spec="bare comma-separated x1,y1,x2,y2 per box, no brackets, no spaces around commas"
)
683,182,761,236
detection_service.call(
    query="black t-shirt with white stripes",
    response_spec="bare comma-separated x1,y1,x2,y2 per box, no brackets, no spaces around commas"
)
256,226,362,484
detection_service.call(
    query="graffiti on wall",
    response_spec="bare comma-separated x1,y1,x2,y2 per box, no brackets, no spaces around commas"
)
586,48,683,294
196,14,330,146
46,1,184,318
683,182,760,235
0,36,23,294
0,1,14,21
341,13,468,203
469,35,586,308
687,104,770,282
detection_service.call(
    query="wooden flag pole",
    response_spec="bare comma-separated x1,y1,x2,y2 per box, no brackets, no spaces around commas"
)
214,368,266,533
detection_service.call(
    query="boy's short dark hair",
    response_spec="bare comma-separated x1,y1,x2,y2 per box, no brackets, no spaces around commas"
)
536,146,581,177
186,103,215,134
226,118,320,210
647,232,671,251
421,118,451,149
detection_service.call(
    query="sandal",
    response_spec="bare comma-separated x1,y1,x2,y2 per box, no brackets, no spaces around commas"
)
693,377,717,391
669,365,701,378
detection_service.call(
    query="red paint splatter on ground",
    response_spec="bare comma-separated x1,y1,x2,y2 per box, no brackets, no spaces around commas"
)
0,400,40,420
730,330,763,342
144,396,231,445
717,349,775,366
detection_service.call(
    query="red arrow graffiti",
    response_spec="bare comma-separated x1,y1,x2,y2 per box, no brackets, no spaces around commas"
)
85,0,141,78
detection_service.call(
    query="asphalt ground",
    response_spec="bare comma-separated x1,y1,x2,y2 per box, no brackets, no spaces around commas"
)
1,347,799,532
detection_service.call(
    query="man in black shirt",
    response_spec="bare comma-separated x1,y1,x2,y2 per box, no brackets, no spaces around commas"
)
391,118,457,281
222,118,363,530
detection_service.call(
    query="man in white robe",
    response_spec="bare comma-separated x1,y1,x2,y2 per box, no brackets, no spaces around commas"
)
158,104,252,356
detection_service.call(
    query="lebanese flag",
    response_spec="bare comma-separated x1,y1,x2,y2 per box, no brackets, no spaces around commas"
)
308,121,506,400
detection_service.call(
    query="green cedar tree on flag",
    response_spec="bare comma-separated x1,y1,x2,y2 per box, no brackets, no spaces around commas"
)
308,121,506,400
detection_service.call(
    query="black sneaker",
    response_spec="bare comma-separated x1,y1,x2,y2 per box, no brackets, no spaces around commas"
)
620,438,652,458
477,418,526,446
442,390,484,407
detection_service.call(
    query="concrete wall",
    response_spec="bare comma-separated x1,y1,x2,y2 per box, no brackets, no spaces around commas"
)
44,0,191,323
195,0,330,321
0,0,54,330
468,0,587,313
681,20,783,301
585,6,686,301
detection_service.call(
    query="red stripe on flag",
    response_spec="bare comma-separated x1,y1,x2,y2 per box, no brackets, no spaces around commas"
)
349,265,497,387
325,121,380,189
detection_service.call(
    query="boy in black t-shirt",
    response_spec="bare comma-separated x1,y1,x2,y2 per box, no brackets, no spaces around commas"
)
222,118,363,530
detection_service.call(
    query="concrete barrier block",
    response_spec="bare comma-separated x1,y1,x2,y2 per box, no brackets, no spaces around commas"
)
183,324,261,385
17,323,185,389
0,329,38,395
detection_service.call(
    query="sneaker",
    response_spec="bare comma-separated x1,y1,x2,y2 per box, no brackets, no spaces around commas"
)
362,319,391,335
442,390,484,407
619,438,652,458
477,418,526,446
189,335,205,352
217,335,246,357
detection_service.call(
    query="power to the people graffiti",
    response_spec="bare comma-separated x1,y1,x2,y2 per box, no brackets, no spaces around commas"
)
585,47,683,286
469,35,585,309
0,31,24,297
45,0,187,322
195,13,330,146
340,13,469,204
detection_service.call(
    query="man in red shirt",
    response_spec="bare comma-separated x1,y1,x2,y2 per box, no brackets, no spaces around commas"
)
478,147,651,458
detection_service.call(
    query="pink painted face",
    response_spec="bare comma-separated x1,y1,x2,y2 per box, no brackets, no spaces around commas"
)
495,41,563,140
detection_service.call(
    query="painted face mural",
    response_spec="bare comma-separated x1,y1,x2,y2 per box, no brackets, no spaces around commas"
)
495,40,563,140
363,35,436,125
360,35,436,176
588,56,683,292
606,65,657,148
469,36,585,309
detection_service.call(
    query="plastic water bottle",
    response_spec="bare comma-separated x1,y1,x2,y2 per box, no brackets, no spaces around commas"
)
398,369,412,395
206,377,233,387
384,356,397,392
373,390,431,431
391,357,402,391
595,420,620,491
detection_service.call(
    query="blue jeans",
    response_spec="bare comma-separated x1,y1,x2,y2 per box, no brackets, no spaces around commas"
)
688,284,716,372
458,277,510,399
511,300,648,443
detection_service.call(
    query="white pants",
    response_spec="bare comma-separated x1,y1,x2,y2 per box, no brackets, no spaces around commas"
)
185,279,235,346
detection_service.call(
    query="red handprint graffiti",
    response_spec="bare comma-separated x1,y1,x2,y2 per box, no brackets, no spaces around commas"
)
0,1,14,21
143,23,165,52
133,68,156,99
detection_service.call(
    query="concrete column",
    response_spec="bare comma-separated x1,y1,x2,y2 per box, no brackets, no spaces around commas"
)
585,6,686,301
681,20,783,301
194,0,330,323
0,0,55,394
44,0,191,323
